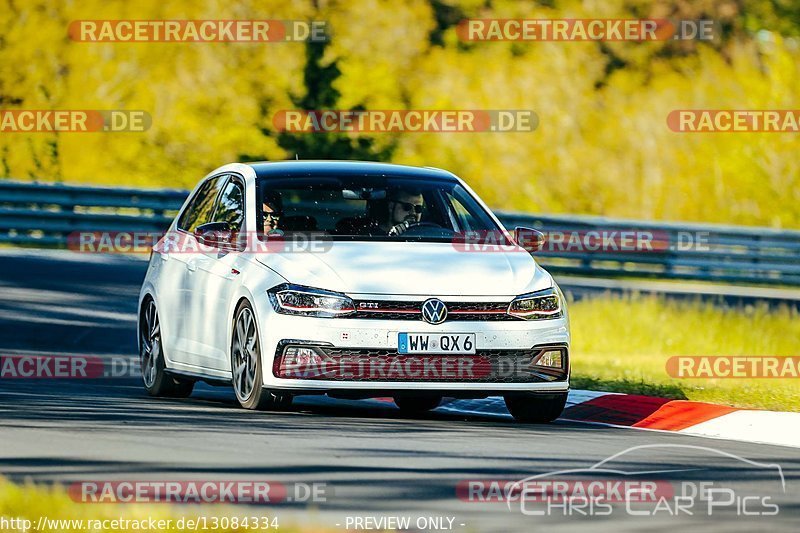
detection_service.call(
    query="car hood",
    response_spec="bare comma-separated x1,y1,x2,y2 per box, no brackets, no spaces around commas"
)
255,241,553,297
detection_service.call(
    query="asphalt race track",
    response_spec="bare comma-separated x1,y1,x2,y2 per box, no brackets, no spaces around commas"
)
0,249,798,532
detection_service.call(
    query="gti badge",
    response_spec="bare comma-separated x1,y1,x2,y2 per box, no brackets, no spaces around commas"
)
421,298,447,325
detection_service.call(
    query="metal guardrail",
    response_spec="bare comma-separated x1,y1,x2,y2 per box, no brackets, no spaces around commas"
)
1,180,799,286
500,212,800,286
0,181,186,247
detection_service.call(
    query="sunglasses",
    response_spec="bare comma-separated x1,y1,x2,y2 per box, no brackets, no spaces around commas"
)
262,211,282,221
393,201,424,214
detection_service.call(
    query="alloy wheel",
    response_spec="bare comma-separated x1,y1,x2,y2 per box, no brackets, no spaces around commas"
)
140,300,160,388
232,307,259,402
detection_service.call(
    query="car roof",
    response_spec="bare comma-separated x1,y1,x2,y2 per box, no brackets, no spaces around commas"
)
247,160,458,181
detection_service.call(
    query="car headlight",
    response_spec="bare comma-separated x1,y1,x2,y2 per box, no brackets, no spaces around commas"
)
268,284,355,318
507,287,563,320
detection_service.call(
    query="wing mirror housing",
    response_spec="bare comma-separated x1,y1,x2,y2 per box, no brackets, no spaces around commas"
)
514,226,546,253
194,222,233,248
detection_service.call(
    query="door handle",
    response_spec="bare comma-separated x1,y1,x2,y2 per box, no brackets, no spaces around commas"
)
187,260,197,272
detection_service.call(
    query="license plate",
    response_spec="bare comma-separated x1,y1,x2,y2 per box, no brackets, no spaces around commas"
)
397,333,476,354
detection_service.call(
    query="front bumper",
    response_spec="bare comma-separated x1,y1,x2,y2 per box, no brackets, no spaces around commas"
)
259,312,570,393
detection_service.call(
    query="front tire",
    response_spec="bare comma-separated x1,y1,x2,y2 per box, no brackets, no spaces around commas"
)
231,301,292,411
504,392,567,423
139,299,194,398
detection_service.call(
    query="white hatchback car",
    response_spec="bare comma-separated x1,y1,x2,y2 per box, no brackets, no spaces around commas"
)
138,161,570,422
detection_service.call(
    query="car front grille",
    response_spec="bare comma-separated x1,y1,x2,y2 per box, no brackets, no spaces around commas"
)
351,300,519,321
274,346,568,383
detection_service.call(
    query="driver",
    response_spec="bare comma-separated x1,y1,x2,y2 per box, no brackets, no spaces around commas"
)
384,189,424,236
262,191,283,235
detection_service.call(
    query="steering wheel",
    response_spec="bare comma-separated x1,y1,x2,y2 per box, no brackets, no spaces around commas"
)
405,221,441,230
400,221,453,237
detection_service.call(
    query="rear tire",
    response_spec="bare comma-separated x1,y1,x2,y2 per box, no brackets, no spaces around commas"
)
139,299,194,398
231,300,292,411
393,395,442,414
504,392,567,423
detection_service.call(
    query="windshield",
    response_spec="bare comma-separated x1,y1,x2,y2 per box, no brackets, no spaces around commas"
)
257,176,509,243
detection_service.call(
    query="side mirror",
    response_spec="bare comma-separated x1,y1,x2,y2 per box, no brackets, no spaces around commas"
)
194,222,232,248
514,227,546,253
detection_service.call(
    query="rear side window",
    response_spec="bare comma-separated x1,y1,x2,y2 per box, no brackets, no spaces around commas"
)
177,176,225,233
211,179,245,232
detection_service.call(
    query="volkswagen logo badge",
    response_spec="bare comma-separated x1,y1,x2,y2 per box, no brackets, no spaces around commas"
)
421,298,447,325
